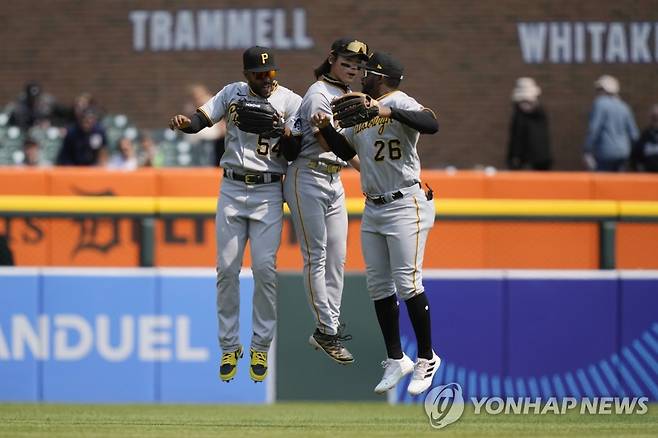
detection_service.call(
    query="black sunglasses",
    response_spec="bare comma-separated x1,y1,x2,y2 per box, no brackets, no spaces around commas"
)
339,61,363,70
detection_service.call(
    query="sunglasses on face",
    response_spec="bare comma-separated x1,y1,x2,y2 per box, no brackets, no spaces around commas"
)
253,70,277,80
345,40,368,55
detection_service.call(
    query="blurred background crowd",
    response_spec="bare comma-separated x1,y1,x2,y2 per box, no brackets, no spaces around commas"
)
2,75,656,172
0,82,226,169
1,0,657,172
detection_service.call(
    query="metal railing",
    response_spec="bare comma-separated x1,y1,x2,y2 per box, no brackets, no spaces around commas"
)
1,196,658,269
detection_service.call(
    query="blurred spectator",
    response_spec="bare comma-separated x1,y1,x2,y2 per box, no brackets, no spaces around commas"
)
56,109,107,166
583,75,639,172
138,133,163,167
107,137,138,170
22,138,45,167
8,82,57,129
72,93,99,121
52,92,100,127
506,77,552,170
631,104,658,173
184,84,226,166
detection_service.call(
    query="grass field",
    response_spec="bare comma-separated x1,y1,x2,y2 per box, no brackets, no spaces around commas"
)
1,402,657,437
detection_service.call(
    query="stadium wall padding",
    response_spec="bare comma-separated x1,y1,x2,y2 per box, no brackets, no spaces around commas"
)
0,269,656,403
1,168,658,269
0,268,267,403
393,271,658,404
276,273,383,401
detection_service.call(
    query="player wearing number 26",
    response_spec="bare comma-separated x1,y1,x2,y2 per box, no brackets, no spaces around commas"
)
313,52,442,395
168,46,302,383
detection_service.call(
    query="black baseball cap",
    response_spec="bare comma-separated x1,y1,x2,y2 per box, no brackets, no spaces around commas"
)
331,37,369,61
243,46,278,72
364,52,404,80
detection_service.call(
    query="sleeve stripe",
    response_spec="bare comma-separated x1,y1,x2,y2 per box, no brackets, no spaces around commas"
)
422,108,438,119
197,107,213,126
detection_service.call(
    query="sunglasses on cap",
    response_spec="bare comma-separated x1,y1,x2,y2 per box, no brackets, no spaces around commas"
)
345,40,368,55
364,69,389,78
253,70,277,80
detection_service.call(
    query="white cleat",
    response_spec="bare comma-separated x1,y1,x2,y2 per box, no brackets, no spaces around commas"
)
374,354,415,394
407,351,441,395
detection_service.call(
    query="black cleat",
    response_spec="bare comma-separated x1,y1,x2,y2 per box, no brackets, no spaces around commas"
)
309,328,354,364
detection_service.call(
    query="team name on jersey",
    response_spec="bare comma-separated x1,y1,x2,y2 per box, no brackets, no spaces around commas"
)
227,102,239,125
354,115,394,135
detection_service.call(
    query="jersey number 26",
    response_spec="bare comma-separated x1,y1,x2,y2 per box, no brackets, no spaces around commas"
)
374,139,402,161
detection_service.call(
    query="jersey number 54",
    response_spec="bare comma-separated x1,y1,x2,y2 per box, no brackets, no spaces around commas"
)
256,135,280,157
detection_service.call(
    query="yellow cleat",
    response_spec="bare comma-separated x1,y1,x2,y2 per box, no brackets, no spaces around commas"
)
219,346,243,382
249,348,268,382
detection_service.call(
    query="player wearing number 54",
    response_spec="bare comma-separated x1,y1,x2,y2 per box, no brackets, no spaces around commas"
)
169,46,302,384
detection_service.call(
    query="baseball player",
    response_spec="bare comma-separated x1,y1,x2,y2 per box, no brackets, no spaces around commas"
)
169,46,302,383
282,37,369,364
312,52,441,395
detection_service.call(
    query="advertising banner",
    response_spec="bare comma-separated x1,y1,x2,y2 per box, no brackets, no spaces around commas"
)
396,271,658,403
0,268,268,403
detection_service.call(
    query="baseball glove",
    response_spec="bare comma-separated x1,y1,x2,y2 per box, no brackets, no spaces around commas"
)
331,92,379,128
234,99,285,138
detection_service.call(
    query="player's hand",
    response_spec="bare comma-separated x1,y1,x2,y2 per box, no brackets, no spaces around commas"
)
373,99,391,117
374,100,392,118
311,112,331,129
364,96,382,111
169,114,191,131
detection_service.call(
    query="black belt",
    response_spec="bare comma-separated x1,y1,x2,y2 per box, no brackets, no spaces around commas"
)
366,182,422,205
368,191,404,205
223,169,281,185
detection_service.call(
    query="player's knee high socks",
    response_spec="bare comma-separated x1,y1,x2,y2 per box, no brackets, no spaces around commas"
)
405,293,433,360
373,294,403,360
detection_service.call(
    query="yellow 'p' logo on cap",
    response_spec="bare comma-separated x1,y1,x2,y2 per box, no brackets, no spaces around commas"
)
261,53,269,64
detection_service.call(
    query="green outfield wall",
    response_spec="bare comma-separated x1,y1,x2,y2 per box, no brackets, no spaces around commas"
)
276,273,384,401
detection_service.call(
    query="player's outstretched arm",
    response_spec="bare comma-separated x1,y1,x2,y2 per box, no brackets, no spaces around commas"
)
378,106,439,134
311,112,357,161
169,112,211,134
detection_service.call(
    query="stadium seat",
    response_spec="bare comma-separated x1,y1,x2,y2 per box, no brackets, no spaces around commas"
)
0,129,24,164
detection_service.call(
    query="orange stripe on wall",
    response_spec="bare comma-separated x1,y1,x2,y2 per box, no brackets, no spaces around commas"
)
0,168,656,269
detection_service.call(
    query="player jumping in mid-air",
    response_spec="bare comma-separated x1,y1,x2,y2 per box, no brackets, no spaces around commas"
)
312,52,441,394
169,47,302,383
282,37,369,364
